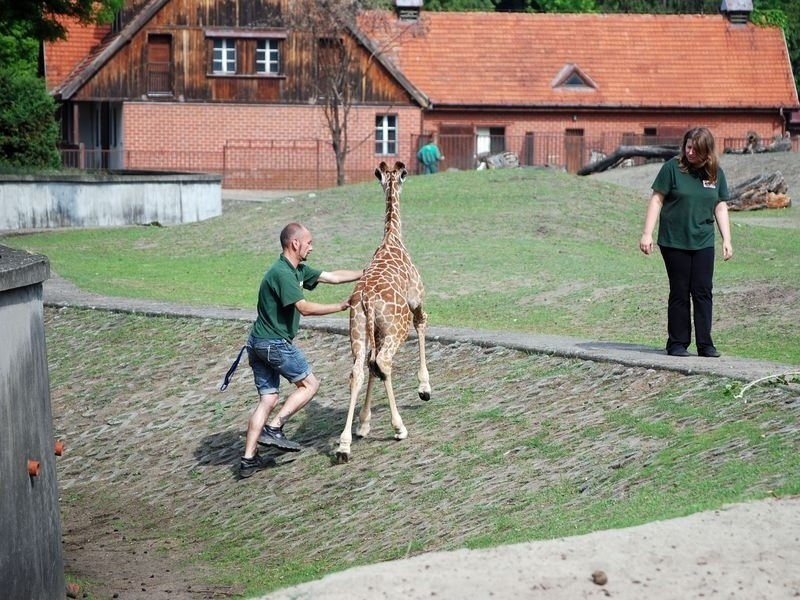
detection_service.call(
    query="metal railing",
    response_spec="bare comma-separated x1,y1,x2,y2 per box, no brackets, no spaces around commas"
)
58,133,799,189
147,62,172,96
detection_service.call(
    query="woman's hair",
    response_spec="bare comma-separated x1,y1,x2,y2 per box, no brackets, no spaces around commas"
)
678,126,719,183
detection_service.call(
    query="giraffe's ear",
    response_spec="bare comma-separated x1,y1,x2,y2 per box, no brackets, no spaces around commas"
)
376,162,388,181
399,167,407,183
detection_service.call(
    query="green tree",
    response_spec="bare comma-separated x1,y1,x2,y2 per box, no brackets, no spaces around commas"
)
751,0,799,90
0,23,38,72
0,0,121,169
0,67,60,169
0,0,122,42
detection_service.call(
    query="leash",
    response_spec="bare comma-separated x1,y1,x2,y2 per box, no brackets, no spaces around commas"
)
219,344,249,391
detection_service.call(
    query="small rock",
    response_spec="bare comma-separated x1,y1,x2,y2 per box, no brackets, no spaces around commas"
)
66,582,80,598
592,570,608,585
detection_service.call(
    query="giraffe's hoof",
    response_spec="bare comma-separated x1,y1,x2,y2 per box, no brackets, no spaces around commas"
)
335,451,350,464
419,390,431,401
394,427,408,441
356,424,371,438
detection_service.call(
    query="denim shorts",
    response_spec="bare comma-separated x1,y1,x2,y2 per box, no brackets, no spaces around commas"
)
246,335,311,395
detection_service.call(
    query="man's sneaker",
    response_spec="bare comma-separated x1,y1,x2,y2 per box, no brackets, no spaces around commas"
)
257,425,302,452
239,452,274,479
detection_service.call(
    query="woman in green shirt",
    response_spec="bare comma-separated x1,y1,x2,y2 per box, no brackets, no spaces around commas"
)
639,127,733,358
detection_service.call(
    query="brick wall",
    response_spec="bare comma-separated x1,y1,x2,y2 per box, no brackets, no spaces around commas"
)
123,102,421,188
422,111,785,144
122,102,788,188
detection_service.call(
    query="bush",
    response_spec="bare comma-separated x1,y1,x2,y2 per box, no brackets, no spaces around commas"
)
0,67,61,169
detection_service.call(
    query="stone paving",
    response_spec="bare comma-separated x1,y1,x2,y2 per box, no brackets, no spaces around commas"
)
43,273,799,600
43,272,797,384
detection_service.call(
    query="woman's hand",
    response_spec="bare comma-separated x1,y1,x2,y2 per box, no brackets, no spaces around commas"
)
639,233,654,255
722,241,733,261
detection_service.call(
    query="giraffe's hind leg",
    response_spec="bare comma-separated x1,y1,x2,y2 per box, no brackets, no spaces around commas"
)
338,309,367,463
355,374,374,438
384,373,408,440
374,345,407,440
337,363,364,464
412,304,432,401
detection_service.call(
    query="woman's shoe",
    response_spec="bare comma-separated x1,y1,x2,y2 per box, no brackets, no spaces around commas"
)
667,347,691,357
698,346,721,358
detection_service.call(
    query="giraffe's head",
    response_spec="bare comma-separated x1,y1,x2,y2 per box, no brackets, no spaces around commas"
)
375,161,407,192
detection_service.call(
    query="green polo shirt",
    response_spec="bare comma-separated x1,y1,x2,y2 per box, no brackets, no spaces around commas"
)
652,157,730,250
251,254,322,341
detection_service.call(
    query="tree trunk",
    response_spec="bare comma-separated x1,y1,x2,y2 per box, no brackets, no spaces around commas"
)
727,171,792,211
577,145,679,175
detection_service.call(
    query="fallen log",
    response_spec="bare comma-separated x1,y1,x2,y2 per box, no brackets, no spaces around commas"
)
577,145,678,175
477,150,519,170
724,132,792,155
727,171,791,211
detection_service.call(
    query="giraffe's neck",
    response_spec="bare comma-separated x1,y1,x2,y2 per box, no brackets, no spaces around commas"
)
382,185,402,243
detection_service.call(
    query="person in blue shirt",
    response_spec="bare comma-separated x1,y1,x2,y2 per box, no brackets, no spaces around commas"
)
640,126,733,358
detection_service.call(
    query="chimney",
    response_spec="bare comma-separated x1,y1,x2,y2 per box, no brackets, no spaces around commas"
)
720,0,753,24
395,0,422,22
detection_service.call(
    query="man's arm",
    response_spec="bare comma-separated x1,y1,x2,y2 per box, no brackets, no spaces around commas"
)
318,269,363,284
294,298,350,316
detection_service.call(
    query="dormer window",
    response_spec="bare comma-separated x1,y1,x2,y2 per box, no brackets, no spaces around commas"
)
552,64,597,91
395,0,422,21
563,72,586,87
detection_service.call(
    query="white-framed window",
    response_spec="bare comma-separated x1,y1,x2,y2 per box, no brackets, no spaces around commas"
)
375,114,397,155
256,39,280,74
212,39,236,74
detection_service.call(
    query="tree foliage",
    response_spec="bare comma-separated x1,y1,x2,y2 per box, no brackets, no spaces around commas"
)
0,67,60,169
0,0,122,169
0,0,122,42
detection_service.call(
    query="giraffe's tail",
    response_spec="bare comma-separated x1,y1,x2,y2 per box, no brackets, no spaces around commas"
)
365,299,386,381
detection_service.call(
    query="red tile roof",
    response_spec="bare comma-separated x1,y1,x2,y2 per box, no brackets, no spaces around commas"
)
44,19,111,91
360,11,799,109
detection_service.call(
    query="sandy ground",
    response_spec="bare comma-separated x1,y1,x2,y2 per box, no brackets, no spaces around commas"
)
264,497,800,600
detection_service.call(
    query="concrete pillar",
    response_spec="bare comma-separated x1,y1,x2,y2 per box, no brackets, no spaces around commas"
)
0,245,65,599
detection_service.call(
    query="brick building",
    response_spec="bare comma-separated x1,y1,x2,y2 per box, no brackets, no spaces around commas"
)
44,0,799,188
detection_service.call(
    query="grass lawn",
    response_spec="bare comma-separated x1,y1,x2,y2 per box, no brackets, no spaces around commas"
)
4,166,799,597
3,167,798,364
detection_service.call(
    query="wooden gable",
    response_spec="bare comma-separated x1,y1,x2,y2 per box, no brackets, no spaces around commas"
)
48,0,420,107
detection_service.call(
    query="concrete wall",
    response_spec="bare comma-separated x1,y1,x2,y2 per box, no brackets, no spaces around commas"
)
0,246,65,599
0,171,222,230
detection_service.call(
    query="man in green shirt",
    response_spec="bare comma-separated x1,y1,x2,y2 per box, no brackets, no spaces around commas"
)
240,222,362,478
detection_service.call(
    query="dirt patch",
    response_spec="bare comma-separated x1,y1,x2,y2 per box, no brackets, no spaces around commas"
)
62,492,235,599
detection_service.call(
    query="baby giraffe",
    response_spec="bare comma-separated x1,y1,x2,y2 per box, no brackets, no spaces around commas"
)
337,161,431,463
